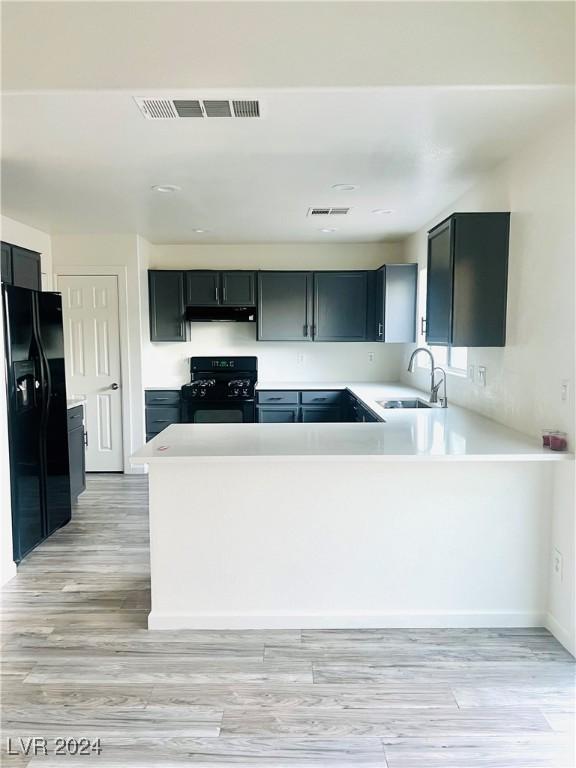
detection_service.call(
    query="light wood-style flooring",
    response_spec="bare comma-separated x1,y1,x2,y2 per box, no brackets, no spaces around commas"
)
1,474,575,767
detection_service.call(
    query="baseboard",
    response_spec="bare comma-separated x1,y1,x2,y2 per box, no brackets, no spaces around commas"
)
0,561,17,588
148,610,546,631
545,612,575,657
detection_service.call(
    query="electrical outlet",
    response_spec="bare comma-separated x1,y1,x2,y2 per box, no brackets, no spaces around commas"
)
297,353,305,365
560,379,570,403
552,548,563,583
368,352,375,363
468,365,475,382
478,366,487,387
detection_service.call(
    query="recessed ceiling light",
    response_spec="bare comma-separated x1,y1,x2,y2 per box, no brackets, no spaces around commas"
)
372,208,394,215
332,184,358,192
151,184,181,193
193,229,207,234
319,228,338,233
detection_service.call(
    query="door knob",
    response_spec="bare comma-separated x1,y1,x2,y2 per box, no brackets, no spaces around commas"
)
110,383,119,390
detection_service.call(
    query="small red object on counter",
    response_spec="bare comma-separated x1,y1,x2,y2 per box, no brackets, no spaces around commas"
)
550,432,568,452
542,429,554,447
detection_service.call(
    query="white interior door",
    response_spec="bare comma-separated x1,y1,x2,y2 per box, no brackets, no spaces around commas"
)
58,275,123,471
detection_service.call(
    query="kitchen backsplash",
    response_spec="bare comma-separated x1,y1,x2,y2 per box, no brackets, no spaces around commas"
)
142,322,404,386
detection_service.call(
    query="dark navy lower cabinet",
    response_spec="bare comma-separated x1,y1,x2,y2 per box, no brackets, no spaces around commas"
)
257,390,345,423
67,406,86,502
145,390,182,441
257,406,300,423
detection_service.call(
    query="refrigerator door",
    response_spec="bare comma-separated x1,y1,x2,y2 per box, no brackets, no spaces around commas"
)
35,291,71,534
2,285,44,560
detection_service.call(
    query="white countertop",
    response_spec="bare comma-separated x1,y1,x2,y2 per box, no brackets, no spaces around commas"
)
131,382,572,465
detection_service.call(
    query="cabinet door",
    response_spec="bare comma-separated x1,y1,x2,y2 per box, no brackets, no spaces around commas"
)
221,271,256,306
301,406,341,423
452,214,509,347
149,271,186,342
384,264,417,343
314,271,369,341
145,405,181,433
1,242,13,284
426,220,453,345
68,424,86,501
257,406,300,423
186,271,220,306
257,272,313,341
11,246,41,290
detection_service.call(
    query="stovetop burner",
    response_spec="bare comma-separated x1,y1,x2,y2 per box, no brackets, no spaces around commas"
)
181,357,257,402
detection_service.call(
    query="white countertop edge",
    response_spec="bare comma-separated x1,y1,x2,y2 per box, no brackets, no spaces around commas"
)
132,452,572,465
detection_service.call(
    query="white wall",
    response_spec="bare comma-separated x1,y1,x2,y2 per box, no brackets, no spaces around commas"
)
51,234,146,473
0,216,53,586
142,243,405,386
400,118,576,654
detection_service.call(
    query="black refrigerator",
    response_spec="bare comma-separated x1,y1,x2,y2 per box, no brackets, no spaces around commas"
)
3,284,71,562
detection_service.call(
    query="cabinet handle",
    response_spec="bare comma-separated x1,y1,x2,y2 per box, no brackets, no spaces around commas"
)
312,397,327,401
84,431,88,447
268,397,283,401
152,419,172,424
311,324,316,337
378,322,383,338
303,324,308,337
215,282,219,301
151,397,171,402
421,317,427,335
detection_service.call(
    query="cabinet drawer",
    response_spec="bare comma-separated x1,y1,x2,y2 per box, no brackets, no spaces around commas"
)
67,405,84,430
145,405,180,432
300,390,342,405
145,390,181,406
301,406,341,423
257,406,299,423
257,391,299,405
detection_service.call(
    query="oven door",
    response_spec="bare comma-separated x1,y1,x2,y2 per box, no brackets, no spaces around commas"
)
183,400,255,424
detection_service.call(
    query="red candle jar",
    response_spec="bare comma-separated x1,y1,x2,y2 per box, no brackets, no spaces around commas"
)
550,432,568,452
542,429,554,447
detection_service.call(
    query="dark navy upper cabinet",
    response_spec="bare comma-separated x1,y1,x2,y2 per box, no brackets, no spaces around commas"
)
426,219,454,345
314,271,369,341
149,270,186,342
258,271,313,341
426,213,510,347
186,271,220,306
186,270,256,307
374,264,418,343
221,271,256,306
1,242,41,290
1,242,13,284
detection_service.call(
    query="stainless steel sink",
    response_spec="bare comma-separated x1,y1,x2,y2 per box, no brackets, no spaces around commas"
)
377,398,433,409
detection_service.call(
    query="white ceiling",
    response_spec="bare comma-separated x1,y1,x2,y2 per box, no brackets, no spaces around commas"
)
1,87,573,242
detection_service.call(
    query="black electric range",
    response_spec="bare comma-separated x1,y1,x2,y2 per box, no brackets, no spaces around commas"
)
181,356,257,424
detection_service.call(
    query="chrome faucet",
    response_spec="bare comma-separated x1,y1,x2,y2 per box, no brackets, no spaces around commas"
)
407,347,448,407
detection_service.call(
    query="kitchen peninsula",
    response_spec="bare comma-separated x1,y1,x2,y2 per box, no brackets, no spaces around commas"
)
131,384,571,631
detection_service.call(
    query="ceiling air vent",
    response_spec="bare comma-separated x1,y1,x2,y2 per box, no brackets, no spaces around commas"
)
134,97,261,119
173,100,203,118
308,207,351,216
135,99,178,120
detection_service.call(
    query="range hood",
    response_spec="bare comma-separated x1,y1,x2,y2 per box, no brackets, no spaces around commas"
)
185,306,256,322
